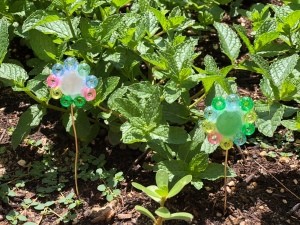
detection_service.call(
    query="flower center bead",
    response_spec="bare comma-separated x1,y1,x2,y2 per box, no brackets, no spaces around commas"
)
216,111,242,137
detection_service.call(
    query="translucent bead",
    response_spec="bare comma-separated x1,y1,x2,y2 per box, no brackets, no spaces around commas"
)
60,70,85,97
233,132,246,146
244,111,257,123
73,96,86,108
242,123,255,135
50,88,62,99
60,95,73,108
202,120,215,133
226,94,240,111
216,111,242,137
240,97,254,112
212,96,226,111
46,74,60,88
82,87,96,101
220,138,233,150
207,132,222,144
204,106,218,121
52,63,64,76
86,75,99,88
64,57,78,70
78,63,91,77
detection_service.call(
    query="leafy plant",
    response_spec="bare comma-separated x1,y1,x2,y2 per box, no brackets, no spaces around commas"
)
6,210,27,225
132,170,193,225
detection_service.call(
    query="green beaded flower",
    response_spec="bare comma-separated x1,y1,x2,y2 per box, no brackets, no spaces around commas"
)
203,94,257,150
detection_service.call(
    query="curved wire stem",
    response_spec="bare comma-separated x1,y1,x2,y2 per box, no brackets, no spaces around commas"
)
223,149,229,214
70,105,79,196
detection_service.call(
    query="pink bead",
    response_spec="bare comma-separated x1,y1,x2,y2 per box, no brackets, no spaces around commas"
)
82,87,96,101
207,132,222,144
46,74,60,88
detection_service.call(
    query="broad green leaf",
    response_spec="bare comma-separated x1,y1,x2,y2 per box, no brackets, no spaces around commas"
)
22,10,60,33
28,30,57,62
256,105,285,137
204,55,220,75
24,222,38,225
150,7,168,31
12,105,46,150
113,98,141,118
199,163,236,180
141,53,167,70
120,122,147,144
158,160,189,179
270,54,299,87
165,212,193,221
163,80,182,103
249,54,271,79
26,75,49,100
155,207,171,218
254,31,280,51
233,24,255,54
0,17,9,63
214,22,241,62
98,14,122,45
0,63,28,87
95,76,120,105
132,182,161,202
256,19,277,36
149,125,189,144
279,80,297,100
156,170,169,190
168,175,192,198
162,102,189,125
188,153,209,174
135,206,155,222
35,19,75,39
281,120,299,131
112,0,131,8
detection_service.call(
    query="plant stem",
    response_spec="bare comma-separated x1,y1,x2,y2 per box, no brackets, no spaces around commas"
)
189,93,206,108
24,89,67,112
71,105,79,196
62,2,76,39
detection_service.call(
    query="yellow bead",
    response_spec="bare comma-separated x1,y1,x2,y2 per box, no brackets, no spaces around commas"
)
220,138,233,150
202,120,215,133
50,88,62,99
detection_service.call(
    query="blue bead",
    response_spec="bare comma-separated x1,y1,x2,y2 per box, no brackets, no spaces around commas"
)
64,57,78,70
204,106,219,122
233,132,247,146
52,63,64,76
226,94,240,111
86,75,99,88
78,63,91,77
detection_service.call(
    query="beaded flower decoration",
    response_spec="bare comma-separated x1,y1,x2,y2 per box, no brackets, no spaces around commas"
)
46,57,98,108
203,94,257,150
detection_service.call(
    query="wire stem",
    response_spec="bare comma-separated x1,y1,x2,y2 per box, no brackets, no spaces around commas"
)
70,105,79,196
223,149,229,214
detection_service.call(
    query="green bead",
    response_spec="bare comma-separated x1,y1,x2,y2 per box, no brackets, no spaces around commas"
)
212,96,226,111
216,111,242,137
244,110,257,123
240,97,254,111
242,123,255,135
60,95,73,107
73,96,86,108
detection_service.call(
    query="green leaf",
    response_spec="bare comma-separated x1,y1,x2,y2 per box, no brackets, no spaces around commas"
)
0,17,9,63
200,137,219,154
168,175,192,198
281,120,299,131
155,207,171,219
270,54,299,87
113,98,141,118
112,0,131,8
150,7,168,31
23,222,38,225
95,76,120,105
156,170,169,190
12,105,46,150
132,182,161,202
157,160,189,179
188,153,209,174
233,24,255,54
35,19,74,39
120,122,147,144
256,105,285,137
165,212,193,221
214,22,241,61
0,63,28,87
162,102,189,125
163,80,182,103
254,31,280,51
199,163,236,180
22,10,61,33
28,30,57,62
149,125,189,144
135,206,155,222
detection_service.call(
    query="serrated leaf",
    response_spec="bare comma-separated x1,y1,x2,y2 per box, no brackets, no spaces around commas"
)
233,24,255,54
0,63,28,87
256,105,285,137
35,19,74,39
158,160,189,179
270,54,299,87
254,31,280,51
120,122,147,144
113,98,141,118
0,18,9,63
199,163,236,180
204,55,220,75
28,30,57,62
22,10,61,33
112,0,131,8
214,22,241,62
188,153,209,174
135,206,156,222
95,76,120,105
149,125,189,144
12,105,46,150
163,80,182,103
162,102,189,125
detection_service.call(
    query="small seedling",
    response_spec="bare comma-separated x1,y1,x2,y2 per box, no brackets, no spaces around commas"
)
132,170,193,225
6,210,27,225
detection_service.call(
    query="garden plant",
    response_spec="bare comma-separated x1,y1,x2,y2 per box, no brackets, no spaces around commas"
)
0,0,299,224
